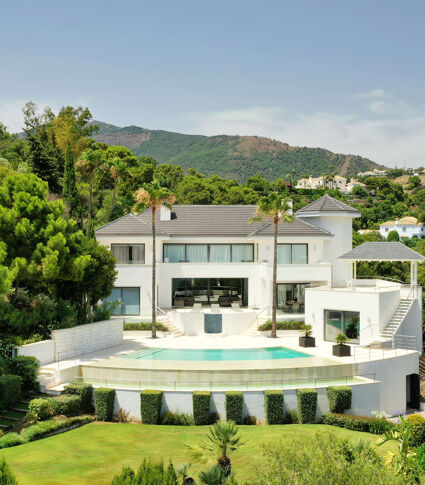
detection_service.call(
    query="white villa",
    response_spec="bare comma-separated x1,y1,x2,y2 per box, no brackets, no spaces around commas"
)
20,194,423,420
380,217,425,240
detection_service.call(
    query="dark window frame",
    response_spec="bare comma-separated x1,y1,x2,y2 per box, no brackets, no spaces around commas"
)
163,243,255,263
111,244,145,264
277,243,308,264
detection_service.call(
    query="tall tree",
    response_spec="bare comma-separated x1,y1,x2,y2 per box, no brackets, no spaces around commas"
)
133,179,176,338
250,193,294,338
63,141,80,218
106,157,127,220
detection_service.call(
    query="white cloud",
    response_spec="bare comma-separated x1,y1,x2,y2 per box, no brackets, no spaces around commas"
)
184,106,425,168
356,88,391,99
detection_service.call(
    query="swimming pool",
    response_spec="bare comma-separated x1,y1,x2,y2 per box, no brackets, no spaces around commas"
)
122,347,312,361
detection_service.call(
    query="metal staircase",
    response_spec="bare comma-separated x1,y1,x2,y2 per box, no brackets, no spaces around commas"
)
380,299,412,340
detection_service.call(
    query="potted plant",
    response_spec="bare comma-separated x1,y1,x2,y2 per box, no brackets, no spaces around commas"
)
332,333,351,357
299,324,315,348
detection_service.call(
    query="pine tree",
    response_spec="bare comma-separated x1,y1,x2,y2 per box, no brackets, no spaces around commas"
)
63,141,80,218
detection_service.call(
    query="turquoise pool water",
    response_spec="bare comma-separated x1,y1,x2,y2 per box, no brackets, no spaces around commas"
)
123,347,312,361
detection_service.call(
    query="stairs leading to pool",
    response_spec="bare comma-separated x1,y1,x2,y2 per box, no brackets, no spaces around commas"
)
158,316,184,338
244,316,269,336
38,368,58,392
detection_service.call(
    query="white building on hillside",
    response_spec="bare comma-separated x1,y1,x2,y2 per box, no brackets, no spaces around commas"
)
358,168,387,177
380,217,425,240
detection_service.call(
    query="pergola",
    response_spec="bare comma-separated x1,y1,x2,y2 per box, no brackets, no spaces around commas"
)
338,242,424,289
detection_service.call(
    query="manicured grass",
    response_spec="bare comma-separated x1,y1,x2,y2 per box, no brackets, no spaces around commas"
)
0,423,396,485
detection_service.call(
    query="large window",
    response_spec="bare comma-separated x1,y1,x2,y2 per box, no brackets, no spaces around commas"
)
163,244,254,263
277,283,307,313
324,310,360,343
111,244,145,264
172,278,248,307
277,244,308,264
105,287,140,315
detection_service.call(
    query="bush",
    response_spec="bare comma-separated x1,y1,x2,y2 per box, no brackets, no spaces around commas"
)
111,459,178,485
243,415,257,425
264,390,284,424
322,413,394,434
7,356,40,394
406,414,425,446
124,322,169,331
21,415,94,442
140,390,163,424
94,388,115,421
258,320,304,331
28,398,52,421
0,375,22,410
0,458,18,484
161,410,194,426
297,389,317,423
208,412,220,424
0,433,25,449
63,383,93,413
192,391,211,425
50,394,81,416
328,386,352,413
225,391,243,424
288,409,299,424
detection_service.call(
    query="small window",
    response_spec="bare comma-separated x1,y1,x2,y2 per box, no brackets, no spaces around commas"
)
111,244,145,264
105,287,140,315
277,244,308,264
385,228,389,232
403,227,407,232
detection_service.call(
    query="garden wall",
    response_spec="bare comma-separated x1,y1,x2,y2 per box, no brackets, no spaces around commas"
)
17,340,55,365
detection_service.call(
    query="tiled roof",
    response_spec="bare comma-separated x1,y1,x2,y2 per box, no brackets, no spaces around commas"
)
295,194,360,215
95,205,333,237
338,242,424,261
380,217,422,226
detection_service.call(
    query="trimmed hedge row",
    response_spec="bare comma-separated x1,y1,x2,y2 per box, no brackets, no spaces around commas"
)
124,322,169,331
28,398,51,420
322,413,394,434
192,391,211,425
64,383,93,413
0,375,22,411
264,390,284,424
95,388,115,421
225,391,243,424
140,390,163,424
50,395,81,417
297,389,317,423
328,386,352,413
258,320,304,331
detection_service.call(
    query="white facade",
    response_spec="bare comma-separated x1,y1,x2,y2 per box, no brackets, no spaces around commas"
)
380,218,425,240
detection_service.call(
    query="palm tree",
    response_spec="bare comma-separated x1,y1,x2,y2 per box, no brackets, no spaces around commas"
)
250,193,294,338
76,149,104,234
133,179,176,338
106,157,127,221
187,421,246,476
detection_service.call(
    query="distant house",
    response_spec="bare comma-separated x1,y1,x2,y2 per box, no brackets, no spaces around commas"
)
345,180,367,194
358,168,387,177
379,216,425,239
296,175,347,191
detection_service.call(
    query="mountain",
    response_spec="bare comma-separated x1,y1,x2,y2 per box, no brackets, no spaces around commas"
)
91,121,386,182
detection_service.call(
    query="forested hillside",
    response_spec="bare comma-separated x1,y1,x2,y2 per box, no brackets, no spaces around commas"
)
91,121,385,182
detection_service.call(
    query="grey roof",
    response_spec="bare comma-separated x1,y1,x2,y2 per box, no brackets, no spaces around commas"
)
95,205,333,237
338,242,425,261
296,194,360,215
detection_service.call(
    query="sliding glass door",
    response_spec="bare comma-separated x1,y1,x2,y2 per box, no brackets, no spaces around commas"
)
276,283,307,313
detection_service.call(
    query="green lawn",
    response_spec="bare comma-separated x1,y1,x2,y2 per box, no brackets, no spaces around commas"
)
1,423,395,485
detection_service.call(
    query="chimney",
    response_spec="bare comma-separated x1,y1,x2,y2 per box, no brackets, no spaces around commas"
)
160,206,171,221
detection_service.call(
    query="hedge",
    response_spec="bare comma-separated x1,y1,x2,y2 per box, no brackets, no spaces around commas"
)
28,398,51,421
297,389,317,423
322,413,394,434
0,433,25,449
50,394,81,417
63,383,93,413
161,411,194,426
258,320,304,331
95,388,116,421
192,391,211,425
327,386,352,413
21,415,94,442
264,390,284,424
7,356,40,394
225,391,243,424
140,390,163,424
124,322,169,331
0,375,22,411
406,414,425,446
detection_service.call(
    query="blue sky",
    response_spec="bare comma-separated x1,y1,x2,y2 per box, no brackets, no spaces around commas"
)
1,0,425,167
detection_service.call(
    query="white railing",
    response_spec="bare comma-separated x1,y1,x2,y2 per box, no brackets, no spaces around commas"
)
353,336,417,362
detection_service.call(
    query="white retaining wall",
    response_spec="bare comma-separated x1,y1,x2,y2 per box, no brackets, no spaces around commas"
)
52,319,124,360
112,380,380,421
17,340,55,365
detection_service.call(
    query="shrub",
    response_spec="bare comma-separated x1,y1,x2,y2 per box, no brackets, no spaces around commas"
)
124,322,169,331
95,388,115,421
0,458,18,484
243,415,257,425
0,433,25,449
111,459,178,485
335,333,349,345
192,391,211,425
140,390,163,424
7,356,40,394
297,389,317,423
161,410,194,426
225,391,243,424
208,412,220,424
406,414,425,446
0,375,22,410
21,415,94,442
28,398,52,421
115,409,130,423
264,390,284,424
288,409,299,424
50,394,81,416
322,413,394,434
328,386,352,413
63,383,93,413
258,320,304,331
